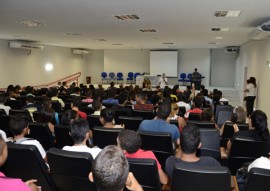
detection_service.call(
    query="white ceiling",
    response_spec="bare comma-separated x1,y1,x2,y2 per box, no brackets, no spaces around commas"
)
1,0,270,50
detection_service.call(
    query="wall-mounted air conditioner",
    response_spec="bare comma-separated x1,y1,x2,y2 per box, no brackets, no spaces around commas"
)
249,21,270,40
224,46,239,54
72,49,91,55
9,41,44,50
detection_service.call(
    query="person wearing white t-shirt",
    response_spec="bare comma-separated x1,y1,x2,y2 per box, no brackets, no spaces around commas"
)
62,118,101,159
159,73,168,89
248,156,270,172
244,77,257,116
8,114,47,162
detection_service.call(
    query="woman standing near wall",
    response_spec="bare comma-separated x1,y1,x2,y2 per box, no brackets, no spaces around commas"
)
245,77,257,117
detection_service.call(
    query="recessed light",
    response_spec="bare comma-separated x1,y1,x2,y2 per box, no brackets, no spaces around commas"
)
211,36,223,40
163,42,173,45
93,39,107,41
211,27,230,32
17,20,45,27
115,14,140,20
64,32,83,36
214,10,242,17
139,29,157,32
208,42,218,45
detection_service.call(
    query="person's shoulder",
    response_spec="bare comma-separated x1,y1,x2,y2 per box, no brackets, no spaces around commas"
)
199,156,220,166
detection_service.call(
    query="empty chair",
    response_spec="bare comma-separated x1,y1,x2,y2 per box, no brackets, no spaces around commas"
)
214,105,233,127
101,72,108,84
0,115,12,137
116,116,143,131
92,126,122,148
178,73,187,85
227,137,270,175
139,131,174,171
116,72,124,84
126,72,134,84
127,158,162,191
243,168,270,191
5,99,23,109
87,115,103,130
2,142,57,191
27,122,55,151
47,147,97,191
170,165,230,191
133,72,141,83
132,110,155,120
185,73,193,85
54,124,73,149
197,128,221,162
187,120,215,129
108,72,116,82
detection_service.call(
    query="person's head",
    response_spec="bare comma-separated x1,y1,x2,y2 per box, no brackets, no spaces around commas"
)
135,91,147,103
171,103,179,117
194,68,198,72
9,114,31,136
0,94,6,104
71,96,82,108
117,129,141,154
26,94,35,103
202,89,208,97
162,73,165,78
42,96,52,109
201,109,213,121
118,92,129,105
180,124,201,154
85,89,92,98
0,134,8,167
110,81,115,87
250,110,269,140
151,94,161,105
231,106,246,123
73,87,81,94
61,110,79,125
249,77,257,87
92,100,102,111
70,118,90,144
38,108,56,124
106,90,116,99
193,96,203,108
100,108,114,124
177,92,188,103
157,102,171,120
90,145,129,191
50,87,59,97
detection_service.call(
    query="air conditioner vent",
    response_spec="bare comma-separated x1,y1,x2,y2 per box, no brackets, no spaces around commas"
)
9,41,44,50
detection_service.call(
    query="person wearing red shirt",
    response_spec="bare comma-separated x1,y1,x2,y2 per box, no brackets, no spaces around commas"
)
71,96,87,119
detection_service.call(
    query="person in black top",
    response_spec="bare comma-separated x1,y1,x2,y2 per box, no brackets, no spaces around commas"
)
192,68,202,90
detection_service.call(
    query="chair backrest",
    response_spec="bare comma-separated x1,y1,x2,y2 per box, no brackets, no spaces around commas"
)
27,122,55,151
197,128,221,162
139,131,174,171
116,116,143,131
32,111,41,121
188,113,201,121
171,165,230,191
87,115,103,130
214,105,233,123
47,147,97,191
5,99,23,109
2,142,57,191
187,73,192,80
132,110,155,120
54,124,73,149
134,72,141,79
9,109,32,121
187,120,215,129
0,115,12,137
127,72,134,79
180,73,186,79
178,107,186,117
80,106,94,115
109,72,115,78
228,137,270,175
243,168,270,191
101,72,107,78
0,108,7,115
117,72,123,78
92,126,122,148
51,100,62,113
127,158,162,191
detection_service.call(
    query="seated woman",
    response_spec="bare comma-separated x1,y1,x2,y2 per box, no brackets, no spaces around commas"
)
201,108,219,131
169,102,186,132
225,110,270,155
61,110,79,125
99,108,124,128
37,108,56,134
41,97,60,125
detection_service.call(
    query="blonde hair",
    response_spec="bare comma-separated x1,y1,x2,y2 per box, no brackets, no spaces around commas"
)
170,103,179,117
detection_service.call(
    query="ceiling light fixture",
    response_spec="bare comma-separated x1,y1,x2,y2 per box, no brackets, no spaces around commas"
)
17,20,45,27
214,10,242,17
139,29,157,32
211,27,230,32
115,14,140,20
211,36,223,40
64,32,83,36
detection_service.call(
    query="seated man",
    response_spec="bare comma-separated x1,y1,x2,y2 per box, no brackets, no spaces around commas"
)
62,118,101,159
138,102,180,147
117,129,168,185
165,124,220,178
50,87,65,109
8,114,47,162
71,96,87,119
133,91,154,111
0,134,39,191
0,94,11,115
184,96,203,119
89,145,143,191
102,90,119,105
111,92,132,116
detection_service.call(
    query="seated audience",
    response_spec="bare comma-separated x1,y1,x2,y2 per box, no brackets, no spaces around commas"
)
99,108,124,128
22,94,42,116
91,100,103,116
0,134,40,191
102,90,119,105
176,92,191,112
201,108,220,131
248,155,270,171
138,102,180,146
82,89,93,103
89,145,143,191
8,114,47,162
225,110,270,155
71,96,87,119
50,87,65,109
184,96,203,119
118,129,168,185
61,110,79,125
133,91,154,111
70,86,81,96
62,118,101,159
37,108,56,134
0,94,11,115
41,96,60,125
169,102,186,132
111,92,132,116
165,124,220,178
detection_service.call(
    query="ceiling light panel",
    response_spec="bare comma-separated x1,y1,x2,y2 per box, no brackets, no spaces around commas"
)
214,10,242,17
211,36,223,40
139,29,157,32
115,14,140,20
211,28,230,32
17,20,45,27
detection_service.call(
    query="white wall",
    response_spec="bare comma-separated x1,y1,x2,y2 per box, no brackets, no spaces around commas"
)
238,40,270,125
178,49,211,87
0,40,87,87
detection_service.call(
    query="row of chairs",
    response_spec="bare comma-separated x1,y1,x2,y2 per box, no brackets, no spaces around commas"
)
101,72,140,84
178,73,192,85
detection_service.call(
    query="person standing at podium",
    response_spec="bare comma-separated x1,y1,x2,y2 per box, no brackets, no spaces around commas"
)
192,68,202,90
159,73,168,89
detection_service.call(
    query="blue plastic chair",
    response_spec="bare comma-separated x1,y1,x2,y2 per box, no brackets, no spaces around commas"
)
178,73,186,85
116,72,124,84
108,72,116,82
133,72,141,83
101,72,108,84
185,73,192,85
126,72,134,84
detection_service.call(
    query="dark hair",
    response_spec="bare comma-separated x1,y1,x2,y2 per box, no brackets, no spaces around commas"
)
100,108,114,122
248,77,257,88
26,95,35,103
38,108,56,124
0,94,6,104
118,92,128,104
118,129,141,154
61,110,78,125
193,96,203,108
92,100,102,111
157,102,171,120
201,109,213,121
71,96,82,108
92,145,129,191
151,94,161,105
50,87,59,97
180,124,200,154
70,118,89,144
9,114,31,136
42,97,52,109
250,110,269,140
